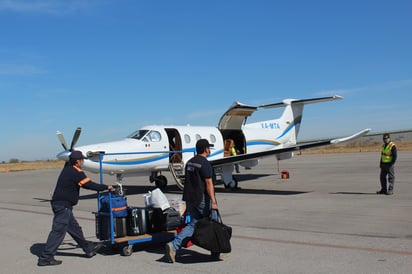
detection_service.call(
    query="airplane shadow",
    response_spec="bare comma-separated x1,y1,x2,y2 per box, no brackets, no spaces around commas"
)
35,172,306,202
329,192,377,195
215,188,308,196
232,173,272,181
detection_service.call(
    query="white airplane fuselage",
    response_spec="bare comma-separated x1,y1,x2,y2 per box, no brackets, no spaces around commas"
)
56,96,370,189
77,123,285,176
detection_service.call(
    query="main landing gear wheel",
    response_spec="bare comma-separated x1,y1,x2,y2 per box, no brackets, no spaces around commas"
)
155,175,168,189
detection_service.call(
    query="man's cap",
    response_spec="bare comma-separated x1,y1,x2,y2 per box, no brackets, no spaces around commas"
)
70,150,87,160
196,139,214,154
383,133,390,139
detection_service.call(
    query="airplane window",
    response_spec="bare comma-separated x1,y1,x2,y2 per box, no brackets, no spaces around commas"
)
128,130,149,140
148,131,161,142
195,134,201,141
210,134,216,143
184,134,191,144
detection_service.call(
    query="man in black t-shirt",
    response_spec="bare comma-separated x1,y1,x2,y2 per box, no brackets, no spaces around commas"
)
38,151,113,266
165,139,219,263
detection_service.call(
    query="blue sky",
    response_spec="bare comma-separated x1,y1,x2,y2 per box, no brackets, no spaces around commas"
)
0,0,411,162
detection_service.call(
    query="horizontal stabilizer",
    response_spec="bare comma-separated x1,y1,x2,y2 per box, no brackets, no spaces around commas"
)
259,95,343,109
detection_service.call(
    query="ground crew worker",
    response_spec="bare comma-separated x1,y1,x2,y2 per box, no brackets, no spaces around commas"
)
377,133,397,195
38,150,113,266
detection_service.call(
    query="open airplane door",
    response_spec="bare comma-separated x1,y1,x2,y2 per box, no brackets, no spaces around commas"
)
218,101,257,130
218,102,257,155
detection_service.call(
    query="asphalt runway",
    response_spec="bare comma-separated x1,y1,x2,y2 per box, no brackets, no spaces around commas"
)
1,152,411,273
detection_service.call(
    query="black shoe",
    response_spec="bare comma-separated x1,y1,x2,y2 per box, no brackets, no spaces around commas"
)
376,189,387,194
37,258,62,266
86,242,104,258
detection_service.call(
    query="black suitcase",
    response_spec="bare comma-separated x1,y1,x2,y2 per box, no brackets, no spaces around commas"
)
148,207,181,232
114,217,127,237
96,216,127,239
126,207,148,236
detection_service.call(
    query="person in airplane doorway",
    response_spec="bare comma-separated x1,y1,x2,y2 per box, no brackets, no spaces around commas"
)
38,150,113,266
229,140,241,173
165,139,224,263
377,133,397,195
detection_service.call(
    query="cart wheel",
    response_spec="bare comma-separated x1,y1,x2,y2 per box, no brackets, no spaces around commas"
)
122,245,133,256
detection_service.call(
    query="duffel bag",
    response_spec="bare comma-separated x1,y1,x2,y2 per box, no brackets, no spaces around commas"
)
100,193,128,217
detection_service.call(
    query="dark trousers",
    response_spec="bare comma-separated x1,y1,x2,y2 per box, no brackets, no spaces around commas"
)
39,202,94,261
380,164,395,192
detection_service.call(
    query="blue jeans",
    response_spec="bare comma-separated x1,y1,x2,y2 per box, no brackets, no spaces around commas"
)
171,195,219,251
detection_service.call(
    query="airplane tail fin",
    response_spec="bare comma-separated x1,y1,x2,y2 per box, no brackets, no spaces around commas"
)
246,95,343,146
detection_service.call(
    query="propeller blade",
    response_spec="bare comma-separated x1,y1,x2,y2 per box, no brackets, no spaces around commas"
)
56,130,68,150
70,127,82,150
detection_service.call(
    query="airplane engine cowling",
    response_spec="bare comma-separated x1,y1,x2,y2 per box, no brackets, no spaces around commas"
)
276,151,293,161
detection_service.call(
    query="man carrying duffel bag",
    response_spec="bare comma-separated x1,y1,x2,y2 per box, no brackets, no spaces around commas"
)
165,139,230,263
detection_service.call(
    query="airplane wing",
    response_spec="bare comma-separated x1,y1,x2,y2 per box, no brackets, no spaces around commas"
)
209,128,371,167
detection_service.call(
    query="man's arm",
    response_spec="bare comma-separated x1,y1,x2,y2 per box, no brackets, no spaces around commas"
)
79,176,112,191
391,145,398,164
205,177,218,210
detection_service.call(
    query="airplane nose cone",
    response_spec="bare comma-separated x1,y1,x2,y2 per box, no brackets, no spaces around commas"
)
56,151,71,161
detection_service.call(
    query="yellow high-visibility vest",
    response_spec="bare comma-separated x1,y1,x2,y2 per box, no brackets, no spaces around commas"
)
381,141,395,163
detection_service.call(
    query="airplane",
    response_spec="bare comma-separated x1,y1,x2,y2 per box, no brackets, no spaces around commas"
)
56,95,370,190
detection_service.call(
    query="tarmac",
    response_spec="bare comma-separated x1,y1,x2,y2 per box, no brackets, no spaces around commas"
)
1,151,411,274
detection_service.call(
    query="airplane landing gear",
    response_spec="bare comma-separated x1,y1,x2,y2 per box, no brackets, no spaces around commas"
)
150,172,168,189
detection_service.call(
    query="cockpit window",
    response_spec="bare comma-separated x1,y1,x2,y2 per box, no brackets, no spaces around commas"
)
128,130,161,142
148,131,161,142
128,130,149,140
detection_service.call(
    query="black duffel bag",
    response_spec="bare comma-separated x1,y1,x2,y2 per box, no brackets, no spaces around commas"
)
191,210,232,253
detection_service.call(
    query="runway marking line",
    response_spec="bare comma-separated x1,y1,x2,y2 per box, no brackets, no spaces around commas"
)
2,206,412,256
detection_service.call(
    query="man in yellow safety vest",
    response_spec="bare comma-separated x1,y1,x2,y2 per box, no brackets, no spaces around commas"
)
377,133,397,195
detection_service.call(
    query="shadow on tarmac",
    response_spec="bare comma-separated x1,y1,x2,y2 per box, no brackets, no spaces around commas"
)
330,192,377,195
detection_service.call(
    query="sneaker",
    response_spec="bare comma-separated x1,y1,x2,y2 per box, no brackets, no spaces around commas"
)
86,242,103,258
386,189,393,195
37,258,62,266
211,252,229,260
165,242,176,263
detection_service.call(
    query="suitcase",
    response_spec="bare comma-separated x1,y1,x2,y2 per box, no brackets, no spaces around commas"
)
126,207,148,236
96,216,127,239
148,207,181,232
114,217,127,237
95,214,109,240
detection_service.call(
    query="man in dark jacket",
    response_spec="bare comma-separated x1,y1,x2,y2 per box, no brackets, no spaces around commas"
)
38,151,113,266
377,133,397,195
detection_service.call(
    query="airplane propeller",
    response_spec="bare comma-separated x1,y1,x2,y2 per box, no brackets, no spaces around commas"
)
56,127,82,161
70,127,81,151
56,130,68,150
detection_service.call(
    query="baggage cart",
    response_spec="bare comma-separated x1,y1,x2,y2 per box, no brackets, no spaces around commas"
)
94,153,177,256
